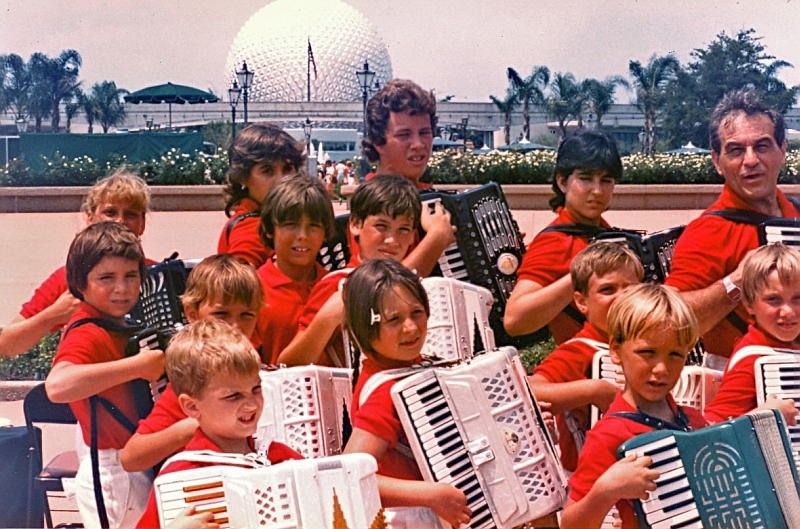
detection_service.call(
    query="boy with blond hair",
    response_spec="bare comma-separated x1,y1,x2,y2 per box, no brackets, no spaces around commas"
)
528,240,643,472
135,319,301,528
704,242,800,423
255,174,334,364
3,169,151,357
121,254,265,473
45,222,163,528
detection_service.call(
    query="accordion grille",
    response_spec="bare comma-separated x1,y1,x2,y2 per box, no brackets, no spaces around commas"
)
423,282,458,358
752,411,800,527
281,376,324,458
253,482,296,527
479,366,563,504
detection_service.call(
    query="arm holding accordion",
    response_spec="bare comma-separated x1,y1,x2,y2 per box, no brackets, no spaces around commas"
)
504,274,576,337
403,199,458,278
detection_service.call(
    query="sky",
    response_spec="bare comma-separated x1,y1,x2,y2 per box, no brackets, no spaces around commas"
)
2,0,800,104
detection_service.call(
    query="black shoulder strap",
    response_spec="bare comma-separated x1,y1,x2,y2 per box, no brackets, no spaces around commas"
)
539,223,614,238
607,406,692,432
225,210,260,245
703,208,777,225
789,196,800,213
63,317,141,339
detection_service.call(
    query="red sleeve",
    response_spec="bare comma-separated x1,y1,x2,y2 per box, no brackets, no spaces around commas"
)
219,215,272,269
516,230,588,286
19,266,68,321
352,380,402,448
703,355,759,423
532,341,594,383
266,441,304,463
297,273,345,330
136,384,187,435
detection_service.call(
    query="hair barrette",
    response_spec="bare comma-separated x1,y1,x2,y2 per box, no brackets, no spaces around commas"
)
370,309,382,325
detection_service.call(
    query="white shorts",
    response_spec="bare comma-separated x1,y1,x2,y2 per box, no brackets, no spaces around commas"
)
74,449,153,529
384,506,443,529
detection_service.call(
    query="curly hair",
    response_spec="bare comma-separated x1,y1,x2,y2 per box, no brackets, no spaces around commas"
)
223,122,307,215
360,79,437,164
708,89,786,155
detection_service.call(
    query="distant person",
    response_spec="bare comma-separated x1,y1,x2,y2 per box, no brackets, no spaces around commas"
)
217,122,305,269
505,130,620,343
1,169,151,358
665,89,798,358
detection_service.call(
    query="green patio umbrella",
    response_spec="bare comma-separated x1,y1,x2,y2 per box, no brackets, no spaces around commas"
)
124,82,219,131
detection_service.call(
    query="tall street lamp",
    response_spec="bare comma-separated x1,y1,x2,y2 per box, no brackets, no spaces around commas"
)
236,61,255,126
15,116,29,134
303,117,313,155
229,80,242,142
461,116,470,150
356,60,376,177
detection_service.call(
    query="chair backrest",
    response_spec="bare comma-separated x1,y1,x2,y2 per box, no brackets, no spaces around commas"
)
23,384,76,429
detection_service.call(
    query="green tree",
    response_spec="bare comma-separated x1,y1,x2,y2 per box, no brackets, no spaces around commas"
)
581,76,629,129
545,72,585,140
629,54,680,156
0,54,31,122
91,81,128,133
489,90,518,145
79,88,98,134
660,29,799,149
64,89,82,133
28,50,82,133
507,66,549,141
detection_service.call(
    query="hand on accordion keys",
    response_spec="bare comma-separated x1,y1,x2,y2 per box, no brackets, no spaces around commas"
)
598,453,660,502
758,394,798,426
421,200,457,246
163,506,217,529
133,342,166,382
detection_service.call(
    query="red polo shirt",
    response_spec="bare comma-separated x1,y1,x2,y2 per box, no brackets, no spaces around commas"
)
217,198,273,269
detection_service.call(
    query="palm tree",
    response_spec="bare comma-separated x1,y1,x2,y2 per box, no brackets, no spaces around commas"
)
545,72,586,140
629,54,680,156
0,54,31,122
28,50,82,133
489,90,518,146
79,89,98,134
64,89,82,133
507,66,549,141
91,81,128,133
581,76,629,129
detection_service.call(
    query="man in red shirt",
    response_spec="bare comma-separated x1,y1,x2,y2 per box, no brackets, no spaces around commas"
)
665,89,798,358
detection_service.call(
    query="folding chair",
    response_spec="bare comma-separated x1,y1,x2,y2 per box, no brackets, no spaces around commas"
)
23,383,80,528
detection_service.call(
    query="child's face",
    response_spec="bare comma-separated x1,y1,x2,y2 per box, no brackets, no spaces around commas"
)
272,214,327,272
182,369,263,452
80,256,141,322
370,285,427,366
557,170,615,225
574,267,640,333
351,213,415,261
245,161,298,203
185,299,259,339
87,201,146,236
746,270,800,343
611,328,689,412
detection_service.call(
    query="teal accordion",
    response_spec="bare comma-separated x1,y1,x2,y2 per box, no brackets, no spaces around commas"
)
618,410,800,529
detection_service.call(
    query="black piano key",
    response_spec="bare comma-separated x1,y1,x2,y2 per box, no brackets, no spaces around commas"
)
663,496,697,514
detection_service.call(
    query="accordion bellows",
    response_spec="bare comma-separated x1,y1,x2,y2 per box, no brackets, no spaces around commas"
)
391,347,567,528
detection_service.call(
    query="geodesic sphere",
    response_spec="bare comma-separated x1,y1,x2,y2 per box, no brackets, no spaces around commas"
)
225,0,393,102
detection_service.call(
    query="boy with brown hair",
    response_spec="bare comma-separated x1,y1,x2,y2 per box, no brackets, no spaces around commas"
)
3,169,151,357
45,221,163,528
135,319,301,529
528,240,643,472
121,254,265,473
254,174,334,364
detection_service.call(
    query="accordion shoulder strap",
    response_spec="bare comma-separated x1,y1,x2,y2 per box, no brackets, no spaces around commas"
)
726,345,781,372
565,337,609,352
224,211,260,245
539,223,613,238
703,208,779,225
160,450,270,469
359,367,419,408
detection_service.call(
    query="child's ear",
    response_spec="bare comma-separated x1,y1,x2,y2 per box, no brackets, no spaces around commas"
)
184,303,199,324
349,219,363,238
573,290,590,316
743,302,756,319
178,394,201,419
609,344,621,365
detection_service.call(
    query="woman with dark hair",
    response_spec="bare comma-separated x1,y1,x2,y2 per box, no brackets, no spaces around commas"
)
504,130,622,343
217,122,306,268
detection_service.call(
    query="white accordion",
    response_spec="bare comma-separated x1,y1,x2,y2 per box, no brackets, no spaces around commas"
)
390,347,567,529
154,452,382,529
591,350,722,427
421,276,495,361
257,366,353,459
753,350,800,471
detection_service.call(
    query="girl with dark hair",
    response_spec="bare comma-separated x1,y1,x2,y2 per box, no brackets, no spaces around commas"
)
216,122,307,268
504,130,621,344
342,259,471,528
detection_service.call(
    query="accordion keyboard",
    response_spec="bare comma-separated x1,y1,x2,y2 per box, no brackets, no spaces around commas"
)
755,355,800,471
157,473,230,527
759,220,800,247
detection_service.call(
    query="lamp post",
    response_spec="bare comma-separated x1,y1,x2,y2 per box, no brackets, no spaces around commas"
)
441,125,452,141
15,116,29,134
461,116,469,150
145,115,154,132
229,80,242,142
236,61,255,126
303,117,313,155
355,60,376,177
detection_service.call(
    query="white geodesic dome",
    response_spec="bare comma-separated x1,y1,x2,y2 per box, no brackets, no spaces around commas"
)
225,0,393,102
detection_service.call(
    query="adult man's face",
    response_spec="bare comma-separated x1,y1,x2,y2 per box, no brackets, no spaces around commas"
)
374,110,433,183
712,111,786,209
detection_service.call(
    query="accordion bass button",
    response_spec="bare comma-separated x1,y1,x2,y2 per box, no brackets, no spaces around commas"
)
496,253,519,275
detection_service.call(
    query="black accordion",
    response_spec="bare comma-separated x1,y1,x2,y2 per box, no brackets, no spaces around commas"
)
419,183,526,343
316,213,351,272
593,226,685,284
758,218,800,247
